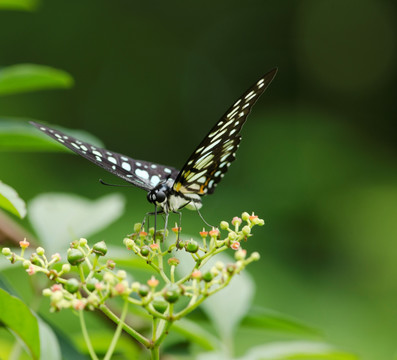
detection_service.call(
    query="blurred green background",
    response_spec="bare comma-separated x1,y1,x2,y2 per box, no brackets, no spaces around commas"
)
1,0,397,359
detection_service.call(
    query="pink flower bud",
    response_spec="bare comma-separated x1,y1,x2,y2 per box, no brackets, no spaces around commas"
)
51,284,63,292
26,265,36,275
147,276,159,287
19,238,30,249
209,229,219,237
231,217,242,226
191,270,202,279
73,300,86,310
114,282,125,294
51,253,61,262
231,241,240,250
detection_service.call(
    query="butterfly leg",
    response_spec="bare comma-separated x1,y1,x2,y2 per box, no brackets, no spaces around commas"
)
139,208,165,240
171,210,182,247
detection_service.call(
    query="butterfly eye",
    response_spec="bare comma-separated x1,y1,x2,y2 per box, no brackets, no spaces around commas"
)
147,192,156,203
155,191,166,203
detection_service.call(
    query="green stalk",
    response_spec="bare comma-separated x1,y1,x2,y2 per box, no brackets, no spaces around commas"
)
103,300,129,360
100,304,151,347
79,310,99,360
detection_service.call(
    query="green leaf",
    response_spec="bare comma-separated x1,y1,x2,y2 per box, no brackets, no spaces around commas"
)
172,318,221,351
235,341,358,360
37,318,61,360
0,0,38,11
0,64,73,96
0,181,26,218
241,307,321,336
0,118,104,151
28,193,125,254
0,288,40,360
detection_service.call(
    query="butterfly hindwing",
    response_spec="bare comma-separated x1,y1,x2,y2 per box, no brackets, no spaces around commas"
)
30,121,179,191
173,68,278,196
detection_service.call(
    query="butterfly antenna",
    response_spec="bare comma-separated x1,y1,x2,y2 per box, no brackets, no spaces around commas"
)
99,179,134,187
194,204,214,228
153,204,157,242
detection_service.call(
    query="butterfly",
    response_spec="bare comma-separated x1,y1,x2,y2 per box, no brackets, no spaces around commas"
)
31,68,277,234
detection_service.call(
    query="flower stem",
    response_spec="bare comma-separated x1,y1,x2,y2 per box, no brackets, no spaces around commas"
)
100,304,151,347
79,310,99,360
103,300,129,360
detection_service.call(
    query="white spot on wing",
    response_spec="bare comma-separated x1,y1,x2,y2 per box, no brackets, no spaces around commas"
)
93,150,102,157
151,175,161,186
122,162,131,171
164,168,172,174
108,156,117,164
71,143,79,149
135,169,149,179
151,164,157,169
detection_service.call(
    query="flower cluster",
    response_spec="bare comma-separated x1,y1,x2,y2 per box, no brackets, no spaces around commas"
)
1,212,264,357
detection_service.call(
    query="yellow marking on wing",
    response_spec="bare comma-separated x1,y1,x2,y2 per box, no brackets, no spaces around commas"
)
175,182,182,191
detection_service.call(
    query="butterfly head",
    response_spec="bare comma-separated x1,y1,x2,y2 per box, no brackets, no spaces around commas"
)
147,183,169,205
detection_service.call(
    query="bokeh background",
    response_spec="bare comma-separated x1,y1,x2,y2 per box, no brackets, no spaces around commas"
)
1,0,397,359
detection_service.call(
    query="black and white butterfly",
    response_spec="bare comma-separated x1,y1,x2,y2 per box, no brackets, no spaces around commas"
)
31,68,277,233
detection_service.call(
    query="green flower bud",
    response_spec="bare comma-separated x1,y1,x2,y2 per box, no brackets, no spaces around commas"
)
215,261,224,270
79,238,88,246
92,241,107,256
140,246,150,257
67,248,85,266
131,281,140,292
242,225,251,236
220,221,229,230
65,278,80,293
250,252,261,261
241,212,250,221
152,296,168,314
226,264,236,275
176,241,185,250
30,254,41,266
22,260,31,268
163,285,180,303
124,238,134,249
62,263,71,273
228,231,237,240
257,219,265,226
133,223,142,233
36,247,45,256
106,260,115,270
202,272,213,282
86,278,98,292
235,249,247,261
116,270,127,279
138,284,150,297
103,272,114,284
1,247,11,256
42,288,52,297
185,240,199,253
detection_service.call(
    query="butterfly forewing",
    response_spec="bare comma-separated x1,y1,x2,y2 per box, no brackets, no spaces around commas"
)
30,122,179,191
173,68,277,196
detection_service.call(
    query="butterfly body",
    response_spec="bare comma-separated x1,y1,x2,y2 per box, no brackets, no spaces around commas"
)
31,68,277,227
